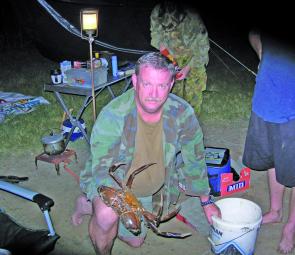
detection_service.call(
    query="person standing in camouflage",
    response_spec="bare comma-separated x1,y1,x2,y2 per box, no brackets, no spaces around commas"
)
150,2,209,115
71,52,220,255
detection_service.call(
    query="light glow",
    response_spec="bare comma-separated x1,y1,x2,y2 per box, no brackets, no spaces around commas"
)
80,9,98,34
82,13,97,30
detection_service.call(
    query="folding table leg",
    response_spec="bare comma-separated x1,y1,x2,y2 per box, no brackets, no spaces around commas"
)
55,164,60,175
107,86,116,99
122,77,132,93
54,91,90,146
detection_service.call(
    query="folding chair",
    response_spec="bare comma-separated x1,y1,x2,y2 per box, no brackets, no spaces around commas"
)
0,180,59,255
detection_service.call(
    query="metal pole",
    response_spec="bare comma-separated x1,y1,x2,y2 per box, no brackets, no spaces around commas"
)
43,210,56,236
89,35,96,121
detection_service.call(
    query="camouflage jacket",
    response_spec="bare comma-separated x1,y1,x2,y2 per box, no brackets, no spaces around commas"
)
150,5,210,68
80,89,210,206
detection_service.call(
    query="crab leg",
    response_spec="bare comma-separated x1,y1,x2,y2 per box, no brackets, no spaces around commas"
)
126,163,156,189
160,206,181,222
109,163,126,188
155,191,164,226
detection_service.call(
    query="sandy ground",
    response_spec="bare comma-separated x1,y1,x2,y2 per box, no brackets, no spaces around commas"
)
0,118,292,255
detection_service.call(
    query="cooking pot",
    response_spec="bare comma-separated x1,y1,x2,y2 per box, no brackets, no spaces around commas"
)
41,130,66,155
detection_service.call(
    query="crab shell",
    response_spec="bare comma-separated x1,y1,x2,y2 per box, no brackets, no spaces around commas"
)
99,185,142,235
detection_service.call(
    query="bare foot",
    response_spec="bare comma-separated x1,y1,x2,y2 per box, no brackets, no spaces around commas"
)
71,195,93,226
278,223,295,254
262,209,283,224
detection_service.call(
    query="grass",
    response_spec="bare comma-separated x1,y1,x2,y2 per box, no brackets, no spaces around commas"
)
0,46,256,156
199,50,255,121
0,48,124,156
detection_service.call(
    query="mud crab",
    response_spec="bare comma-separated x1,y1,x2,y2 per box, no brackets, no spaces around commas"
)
98,163,191,238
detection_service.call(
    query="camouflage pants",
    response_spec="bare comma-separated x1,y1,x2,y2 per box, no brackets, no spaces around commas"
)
172,67,207,115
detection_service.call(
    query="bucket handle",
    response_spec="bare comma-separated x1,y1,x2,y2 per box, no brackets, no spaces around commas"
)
208,236,215,246
41,128,65,140
41,128,61,135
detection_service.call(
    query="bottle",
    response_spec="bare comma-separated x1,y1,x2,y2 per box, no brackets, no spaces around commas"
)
100,58,108,68
111,55,118,77
92,52,102,69
93,58,102,69
94,52,100,59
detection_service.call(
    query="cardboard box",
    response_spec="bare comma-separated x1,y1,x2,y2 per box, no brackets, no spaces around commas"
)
220,167,251,197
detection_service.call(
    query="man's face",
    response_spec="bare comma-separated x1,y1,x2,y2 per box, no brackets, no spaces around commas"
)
132,66,174,115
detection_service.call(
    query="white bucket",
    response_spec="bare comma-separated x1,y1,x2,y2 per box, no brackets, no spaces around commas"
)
208,198,262,255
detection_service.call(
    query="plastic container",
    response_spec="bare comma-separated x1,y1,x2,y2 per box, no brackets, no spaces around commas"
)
111,55,118,77
208,198,262,255
50,69,62,84
65,67,107,87
60,60,72,83
61,118,86,142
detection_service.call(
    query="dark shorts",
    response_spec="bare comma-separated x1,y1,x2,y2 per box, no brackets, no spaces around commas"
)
243,112,295,187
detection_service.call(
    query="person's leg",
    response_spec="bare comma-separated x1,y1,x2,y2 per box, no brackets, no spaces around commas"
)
73,193,147,251
89,196,119,255
270,118,295,253
278,187,295,254
71,194,93,226
263,168,284,224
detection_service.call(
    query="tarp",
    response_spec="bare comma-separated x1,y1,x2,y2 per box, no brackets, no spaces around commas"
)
0,91,50,123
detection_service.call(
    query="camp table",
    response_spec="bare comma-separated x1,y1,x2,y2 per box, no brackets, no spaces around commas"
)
44,73,131,147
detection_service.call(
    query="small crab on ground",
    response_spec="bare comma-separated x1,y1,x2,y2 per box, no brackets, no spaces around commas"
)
98,163,191,238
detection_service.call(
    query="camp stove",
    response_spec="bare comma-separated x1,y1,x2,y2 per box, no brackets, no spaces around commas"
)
35,149,79,183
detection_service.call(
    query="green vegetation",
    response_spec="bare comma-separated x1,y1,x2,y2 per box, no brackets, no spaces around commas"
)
0,48,255,156
200,53,255,121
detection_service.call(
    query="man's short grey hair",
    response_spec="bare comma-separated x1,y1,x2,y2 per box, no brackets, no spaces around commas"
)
135,52,176,78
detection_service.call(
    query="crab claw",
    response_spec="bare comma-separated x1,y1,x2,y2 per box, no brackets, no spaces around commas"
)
126,163,156,189
157,231,191,238
109,163,126,174
109,163,126,188
147,221,191,238
121,211,141,236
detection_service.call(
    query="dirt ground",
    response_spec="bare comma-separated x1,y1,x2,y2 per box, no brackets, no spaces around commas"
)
0,118,292,255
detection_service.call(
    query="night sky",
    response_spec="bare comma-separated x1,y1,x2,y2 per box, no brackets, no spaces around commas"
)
0,1,294,61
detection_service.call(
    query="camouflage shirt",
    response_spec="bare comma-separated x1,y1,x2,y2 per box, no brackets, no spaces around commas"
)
150,4,210,68
80,89,210,206
150,3,210,114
